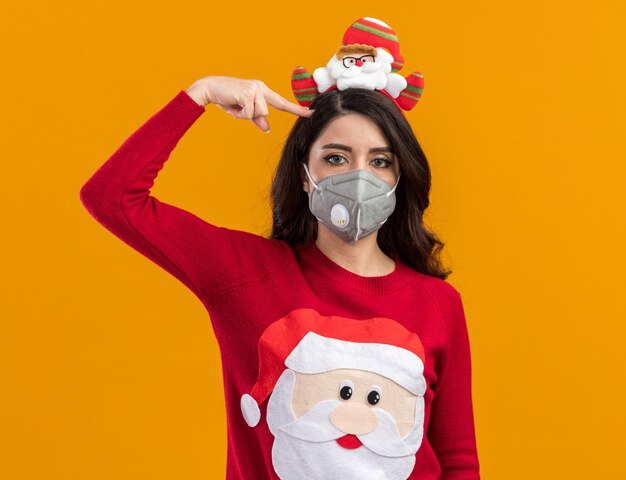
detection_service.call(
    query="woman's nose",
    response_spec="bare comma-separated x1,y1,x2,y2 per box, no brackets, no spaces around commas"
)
350,158,370,171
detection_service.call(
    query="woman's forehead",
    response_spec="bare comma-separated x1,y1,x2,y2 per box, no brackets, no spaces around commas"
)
313,114,389,148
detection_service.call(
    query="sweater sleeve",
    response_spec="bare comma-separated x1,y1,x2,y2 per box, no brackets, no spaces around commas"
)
79,89,290,304
427,287,481,479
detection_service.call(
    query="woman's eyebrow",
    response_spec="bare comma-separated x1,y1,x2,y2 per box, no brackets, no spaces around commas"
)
321,143,393,153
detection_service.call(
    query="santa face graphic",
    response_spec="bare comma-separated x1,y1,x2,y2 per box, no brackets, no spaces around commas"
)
312,46,408,100
240,308,427,480
313,46,393,94
330,47,392,91
266,367,425,480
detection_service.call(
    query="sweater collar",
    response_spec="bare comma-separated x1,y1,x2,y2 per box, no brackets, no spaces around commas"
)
295,241,411,295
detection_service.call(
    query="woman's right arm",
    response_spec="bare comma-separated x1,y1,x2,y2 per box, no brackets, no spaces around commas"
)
79,77,313,304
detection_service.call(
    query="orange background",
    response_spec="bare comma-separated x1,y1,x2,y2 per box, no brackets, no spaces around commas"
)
1,1,625,478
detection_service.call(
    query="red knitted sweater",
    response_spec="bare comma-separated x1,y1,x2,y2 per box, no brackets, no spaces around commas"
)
79,89,480,479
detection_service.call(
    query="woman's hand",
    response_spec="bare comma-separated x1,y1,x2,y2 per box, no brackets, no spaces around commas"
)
185,76,314,133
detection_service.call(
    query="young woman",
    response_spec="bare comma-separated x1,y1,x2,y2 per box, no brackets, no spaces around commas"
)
80,75,480,479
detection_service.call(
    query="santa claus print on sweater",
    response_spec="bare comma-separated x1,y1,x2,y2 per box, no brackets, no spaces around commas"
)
240,307,427,480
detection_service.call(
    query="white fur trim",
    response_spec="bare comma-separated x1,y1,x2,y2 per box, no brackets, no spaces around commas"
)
241,393,261,427
284,332,426,396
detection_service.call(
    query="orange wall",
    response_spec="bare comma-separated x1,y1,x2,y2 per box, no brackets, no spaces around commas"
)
1,1,625,478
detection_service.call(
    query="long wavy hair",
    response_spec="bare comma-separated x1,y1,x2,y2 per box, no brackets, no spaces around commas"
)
266,88,452,280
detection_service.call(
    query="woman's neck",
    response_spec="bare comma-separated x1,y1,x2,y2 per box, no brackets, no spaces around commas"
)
315,223,396,277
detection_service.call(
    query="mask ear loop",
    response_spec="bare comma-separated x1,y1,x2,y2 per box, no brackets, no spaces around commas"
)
302,163,321,191
378,172,401,229
386,171,401,197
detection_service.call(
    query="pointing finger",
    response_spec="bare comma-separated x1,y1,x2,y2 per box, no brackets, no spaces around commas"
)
252,116,270,133
261,84,314,118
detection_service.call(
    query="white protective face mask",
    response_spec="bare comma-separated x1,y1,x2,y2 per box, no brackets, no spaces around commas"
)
303,162,400,244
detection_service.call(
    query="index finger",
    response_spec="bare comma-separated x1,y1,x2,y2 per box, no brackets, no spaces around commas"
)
262,85,314,118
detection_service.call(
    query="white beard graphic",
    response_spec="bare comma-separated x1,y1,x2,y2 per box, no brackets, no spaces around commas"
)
266,369,425,480
312,47,408,99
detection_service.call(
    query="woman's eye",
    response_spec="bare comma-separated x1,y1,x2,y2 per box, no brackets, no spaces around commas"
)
372,157,391,168
325,154,347,165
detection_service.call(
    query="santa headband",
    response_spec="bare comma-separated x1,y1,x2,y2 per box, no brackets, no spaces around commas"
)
240,307,427,428
290,17,425,117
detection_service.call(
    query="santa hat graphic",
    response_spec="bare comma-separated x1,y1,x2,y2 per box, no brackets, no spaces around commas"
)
240,307,426,428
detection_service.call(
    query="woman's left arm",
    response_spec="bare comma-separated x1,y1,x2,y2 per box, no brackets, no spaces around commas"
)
427,287,481,479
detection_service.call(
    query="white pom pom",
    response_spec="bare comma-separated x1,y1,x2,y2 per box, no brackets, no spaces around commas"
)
240,394,260,427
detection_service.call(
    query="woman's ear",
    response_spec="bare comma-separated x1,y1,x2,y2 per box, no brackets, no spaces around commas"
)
301,164,310,193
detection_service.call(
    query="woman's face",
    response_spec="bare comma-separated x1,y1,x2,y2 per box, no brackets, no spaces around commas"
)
303,113,400,193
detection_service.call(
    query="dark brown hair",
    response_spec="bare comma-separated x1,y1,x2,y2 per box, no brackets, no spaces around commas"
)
266,88,452,280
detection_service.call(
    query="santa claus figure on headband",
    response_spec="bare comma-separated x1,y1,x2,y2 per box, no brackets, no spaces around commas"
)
240,307,427,480
313,42,408,99
291,16,425,111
